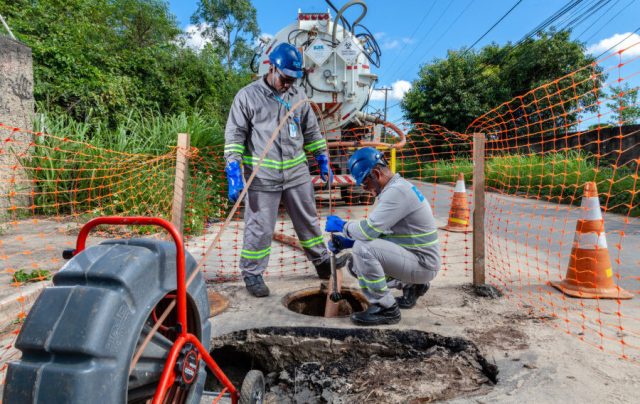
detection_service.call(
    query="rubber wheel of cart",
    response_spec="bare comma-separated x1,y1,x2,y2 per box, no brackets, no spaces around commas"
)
3,239,211,404
240,370,265,404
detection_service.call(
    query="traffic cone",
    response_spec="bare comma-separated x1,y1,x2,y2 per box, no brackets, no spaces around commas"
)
442,173,471,232
550,182,632,299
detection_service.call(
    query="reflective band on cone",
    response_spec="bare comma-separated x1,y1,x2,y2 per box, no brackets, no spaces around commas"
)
550,182,632,299
442,173,471,233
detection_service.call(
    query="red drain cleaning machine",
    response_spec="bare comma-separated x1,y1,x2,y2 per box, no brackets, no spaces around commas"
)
4,217,264,404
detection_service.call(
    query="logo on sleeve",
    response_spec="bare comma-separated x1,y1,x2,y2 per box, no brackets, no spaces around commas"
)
411,185,425,202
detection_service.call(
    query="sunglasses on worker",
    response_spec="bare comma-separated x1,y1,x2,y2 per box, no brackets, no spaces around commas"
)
275,68,298,85
361,170,375,189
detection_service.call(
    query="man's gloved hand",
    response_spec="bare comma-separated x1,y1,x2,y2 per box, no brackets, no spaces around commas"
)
328,234,355,254
315,154,333,186
225,161,244,203
325,215,346,233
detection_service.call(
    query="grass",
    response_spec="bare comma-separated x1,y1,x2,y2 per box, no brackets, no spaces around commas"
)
13,109,226,235
12,269,52,284
399,151,639,217
12,107,637,237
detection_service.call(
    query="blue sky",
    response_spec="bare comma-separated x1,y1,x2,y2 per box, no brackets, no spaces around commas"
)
168,0,640,123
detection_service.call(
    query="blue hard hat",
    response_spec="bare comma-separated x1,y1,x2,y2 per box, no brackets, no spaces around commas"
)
348,147,386,186
269,43,304,78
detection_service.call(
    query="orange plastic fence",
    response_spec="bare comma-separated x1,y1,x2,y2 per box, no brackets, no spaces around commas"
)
0,121,473,386
0,124,179,384
184,125,472,283
468,41,640,361
1,42,639,388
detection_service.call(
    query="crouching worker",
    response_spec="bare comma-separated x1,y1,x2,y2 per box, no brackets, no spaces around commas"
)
325,147,441,325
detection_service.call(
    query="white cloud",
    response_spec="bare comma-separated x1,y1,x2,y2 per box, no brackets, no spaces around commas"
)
377,34,414,50
382,39,400,50
370,80,412,101
587,33,640,57
183,24,211,50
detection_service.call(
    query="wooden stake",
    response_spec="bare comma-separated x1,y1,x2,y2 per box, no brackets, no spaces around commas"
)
171,133,190,234
472,133,486,286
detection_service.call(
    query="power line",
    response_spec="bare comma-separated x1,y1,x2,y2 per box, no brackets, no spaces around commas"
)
382,0,596,120
513,0,585,48
385,0,454,82
464,0,524,54
594,26,640,58
415,0,476,61
555,0,602,30
382,1,438,75
581,0,634,43
559,0,614,33
576,0,620,39
389,0,476,85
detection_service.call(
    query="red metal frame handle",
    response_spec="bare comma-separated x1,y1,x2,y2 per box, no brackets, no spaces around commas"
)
74,216,238,403
152,333,239,404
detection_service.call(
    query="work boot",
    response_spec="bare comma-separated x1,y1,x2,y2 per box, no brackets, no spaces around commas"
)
315,253,352,279
395,283,430,309
243,275,270,298
351,302,401,326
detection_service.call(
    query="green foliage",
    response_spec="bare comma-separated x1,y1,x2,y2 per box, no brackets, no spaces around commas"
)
607,84,640,125
16,109,226,234
402,30,600,133
191,0,260,73
13,269,52,283
401,47,508,133
0,0,253,126
399,158,473,183
399,152,638,217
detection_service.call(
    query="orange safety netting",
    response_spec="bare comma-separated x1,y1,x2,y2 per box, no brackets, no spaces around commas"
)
1,42,639,386
183,125,472,283
0,124,178,378
467,42,640,361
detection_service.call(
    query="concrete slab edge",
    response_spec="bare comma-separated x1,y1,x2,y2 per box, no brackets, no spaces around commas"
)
0,281,50,331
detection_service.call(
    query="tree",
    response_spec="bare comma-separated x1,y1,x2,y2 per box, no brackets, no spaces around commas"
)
607,84,640,125
191,0,260,73
401,47,508,133
401,30,600,133
0,0,252,126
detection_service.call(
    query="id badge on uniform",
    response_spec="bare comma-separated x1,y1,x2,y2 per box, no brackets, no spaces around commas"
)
288,121,298,138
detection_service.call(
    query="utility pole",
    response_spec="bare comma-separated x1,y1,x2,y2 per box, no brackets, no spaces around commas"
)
375,86,392,136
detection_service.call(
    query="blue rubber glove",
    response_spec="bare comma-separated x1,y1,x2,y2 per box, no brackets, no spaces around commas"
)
325,215,346,233
328,234,355,253
225,161,244,203
315,154,333,186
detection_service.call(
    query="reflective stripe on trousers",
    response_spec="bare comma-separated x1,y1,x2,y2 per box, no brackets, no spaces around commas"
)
240,181,329,277
351,238,439,308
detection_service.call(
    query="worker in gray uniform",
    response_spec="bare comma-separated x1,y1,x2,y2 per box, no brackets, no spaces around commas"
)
325,147,441,325
224,42,348,297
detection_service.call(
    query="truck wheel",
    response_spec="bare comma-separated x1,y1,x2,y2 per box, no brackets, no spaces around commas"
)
3,239,211,404
239,370,265,404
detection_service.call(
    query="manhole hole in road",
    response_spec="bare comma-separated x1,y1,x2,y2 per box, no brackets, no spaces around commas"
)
283,286,369,317
206,327,498,403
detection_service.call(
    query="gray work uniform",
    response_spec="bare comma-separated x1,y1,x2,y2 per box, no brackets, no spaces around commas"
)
343,174,441,308
224,77,329,277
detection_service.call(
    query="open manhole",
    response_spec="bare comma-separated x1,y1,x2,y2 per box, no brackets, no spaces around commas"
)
283,285,369,317
206,327,498,403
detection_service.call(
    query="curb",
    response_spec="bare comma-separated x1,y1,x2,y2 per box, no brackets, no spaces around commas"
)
0,281,50,331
